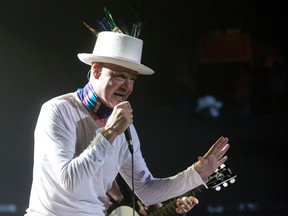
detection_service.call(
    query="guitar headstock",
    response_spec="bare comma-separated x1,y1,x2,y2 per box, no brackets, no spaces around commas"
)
206,164,237,191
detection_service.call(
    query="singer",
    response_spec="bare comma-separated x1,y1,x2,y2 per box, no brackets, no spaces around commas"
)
25,7,230,216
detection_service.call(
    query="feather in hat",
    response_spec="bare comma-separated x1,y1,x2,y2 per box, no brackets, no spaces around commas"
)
83,6,144,38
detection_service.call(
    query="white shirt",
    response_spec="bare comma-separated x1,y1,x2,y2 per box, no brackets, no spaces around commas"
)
25,92,205,216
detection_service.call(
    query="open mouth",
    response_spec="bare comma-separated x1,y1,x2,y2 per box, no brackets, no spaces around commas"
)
114,92,125,100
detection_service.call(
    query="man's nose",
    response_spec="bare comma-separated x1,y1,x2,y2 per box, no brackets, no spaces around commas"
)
122,78,134,89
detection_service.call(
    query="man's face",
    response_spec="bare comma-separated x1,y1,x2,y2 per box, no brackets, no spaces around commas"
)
93,63,138,108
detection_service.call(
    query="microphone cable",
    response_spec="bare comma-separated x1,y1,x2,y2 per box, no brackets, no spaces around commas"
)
131,147,135,216
125,127,135,216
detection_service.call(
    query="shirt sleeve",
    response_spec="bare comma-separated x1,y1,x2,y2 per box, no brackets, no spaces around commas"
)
118,125,206,206
36,100,114,192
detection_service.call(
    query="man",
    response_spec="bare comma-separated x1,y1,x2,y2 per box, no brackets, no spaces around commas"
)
25,13,230,216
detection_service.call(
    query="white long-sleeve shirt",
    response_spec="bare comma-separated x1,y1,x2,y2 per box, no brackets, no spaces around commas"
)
25,92,205,216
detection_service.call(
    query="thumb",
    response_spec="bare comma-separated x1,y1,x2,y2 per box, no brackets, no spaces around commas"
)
198,156,207,165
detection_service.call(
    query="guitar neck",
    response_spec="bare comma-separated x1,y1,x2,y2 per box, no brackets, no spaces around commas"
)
148,185,206,216
148,164,236,216
109,165,236,216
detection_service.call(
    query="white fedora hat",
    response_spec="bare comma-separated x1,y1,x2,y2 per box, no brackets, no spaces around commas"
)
77,31,154,75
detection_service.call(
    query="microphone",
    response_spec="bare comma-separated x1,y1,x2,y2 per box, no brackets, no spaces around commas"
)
124,126,133,154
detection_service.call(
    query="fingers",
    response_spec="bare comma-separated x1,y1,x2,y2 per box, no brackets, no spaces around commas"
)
176,196,199,214
116,101,133,116
218,155,228,167
216,142,230,160
113,101,133,126
212,137,229,154
205,136,229,159
119,102,133,124
194,136,230,180
104,101,134,140
212,137,230,166
188,196,199,205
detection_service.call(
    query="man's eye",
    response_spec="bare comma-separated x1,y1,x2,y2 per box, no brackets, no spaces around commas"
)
116,74,127,80
113,73,137,82
131,76,137,81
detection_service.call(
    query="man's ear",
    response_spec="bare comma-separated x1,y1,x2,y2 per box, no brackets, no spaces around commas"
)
91,63,101,79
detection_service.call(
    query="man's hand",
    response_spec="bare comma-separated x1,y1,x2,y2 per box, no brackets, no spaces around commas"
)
176,196,199,214
194,136,230,181
101,101,133,143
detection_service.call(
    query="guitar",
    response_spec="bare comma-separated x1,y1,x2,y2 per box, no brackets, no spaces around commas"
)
108,164,237,216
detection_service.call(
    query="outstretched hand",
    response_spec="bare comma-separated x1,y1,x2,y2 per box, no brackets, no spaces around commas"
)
194,136,230,181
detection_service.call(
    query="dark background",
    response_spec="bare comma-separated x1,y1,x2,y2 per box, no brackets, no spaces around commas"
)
1,0,287,215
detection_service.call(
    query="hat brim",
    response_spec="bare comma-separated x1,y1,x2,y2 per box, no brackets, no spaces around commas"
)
77,53,154,75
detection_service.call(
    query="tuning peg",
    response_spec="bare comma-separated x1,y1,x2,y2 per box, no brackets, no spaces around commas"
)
215,186,221,191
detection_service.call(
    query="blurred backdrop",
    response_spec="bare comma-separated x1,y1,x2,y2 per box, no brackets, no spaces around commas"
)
1,0,287,215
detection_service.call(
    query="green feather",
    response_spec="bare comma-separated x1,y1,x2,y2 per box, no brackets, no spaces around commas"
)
103,6,116,28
